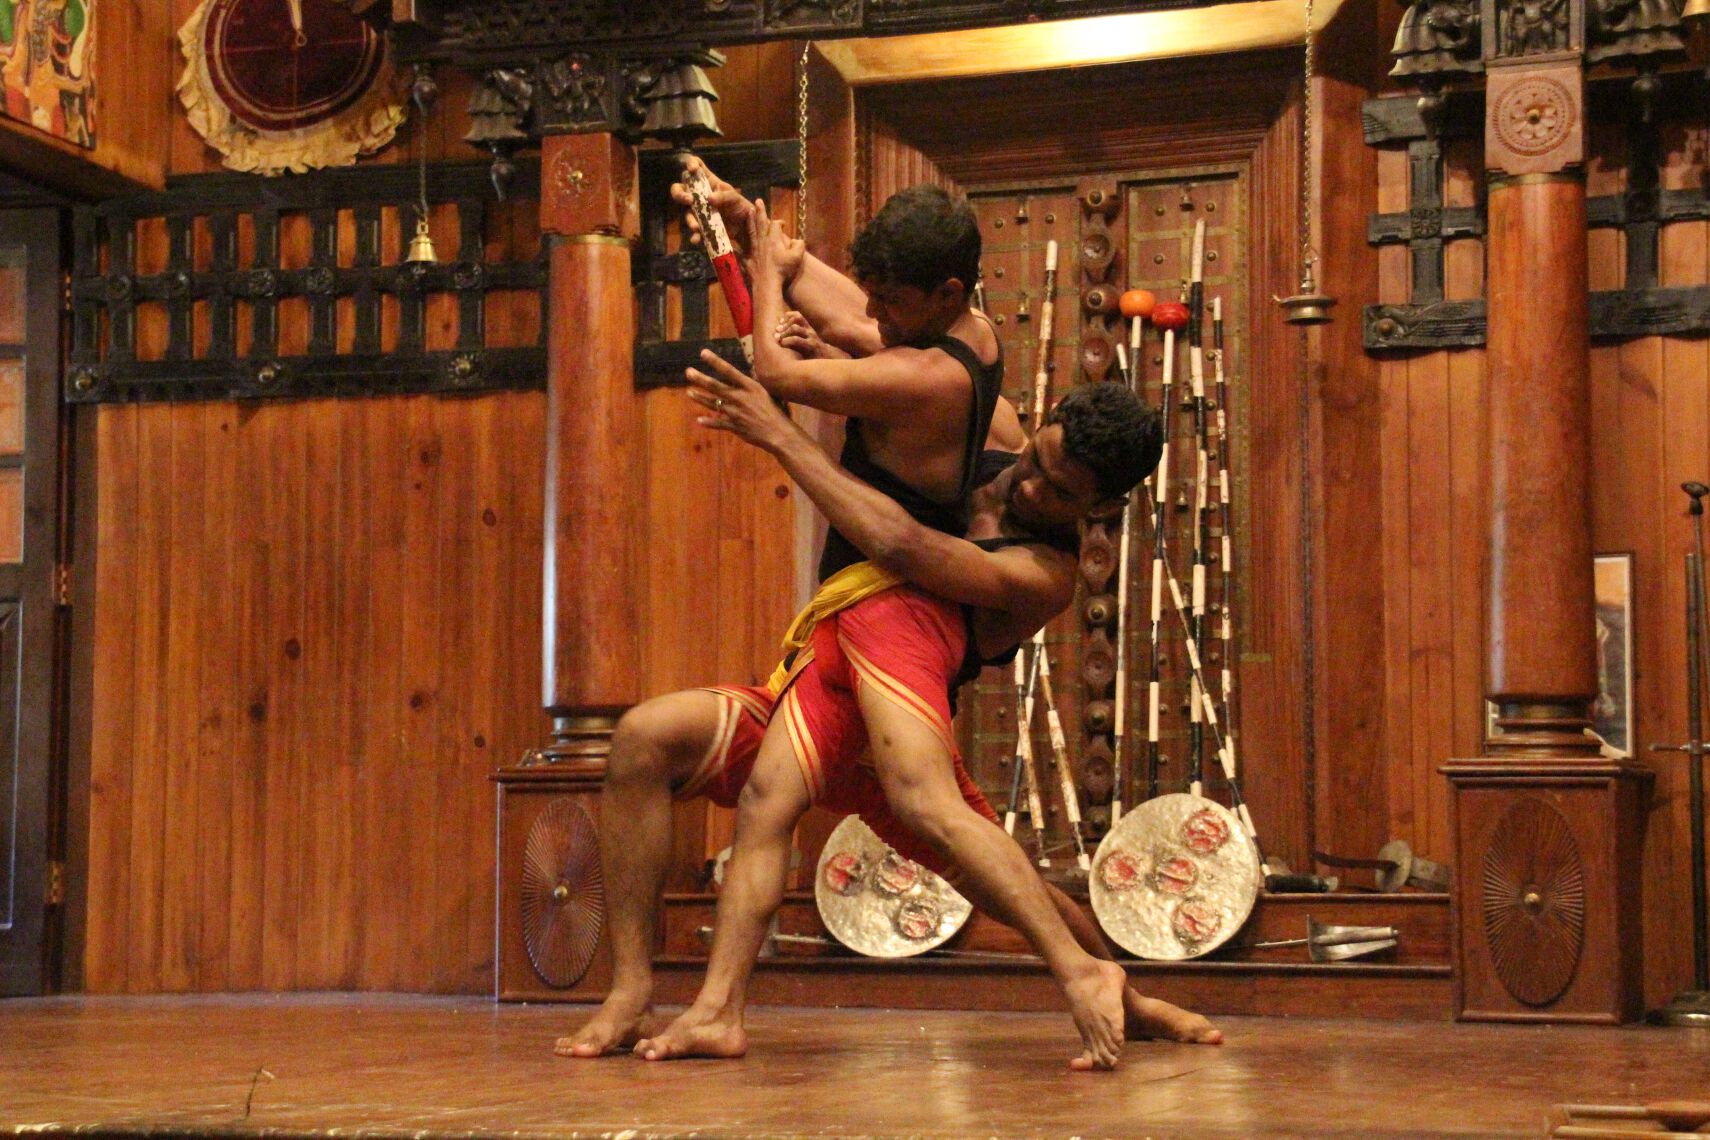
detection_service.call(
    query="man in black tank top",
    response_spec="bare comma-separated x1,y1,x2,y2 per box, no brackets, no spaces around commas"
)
598,359,1221,1072
674,161,1003,581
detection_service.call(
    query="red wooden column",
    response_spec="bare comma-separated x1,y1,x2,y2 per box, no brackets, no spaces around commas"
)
493,132,640,1001
537,132,643,765
1443,58,1650,1023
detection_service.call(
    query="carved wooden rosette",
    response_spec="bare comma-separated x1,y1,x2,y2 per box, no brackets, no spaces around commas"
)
1078,181,1122,834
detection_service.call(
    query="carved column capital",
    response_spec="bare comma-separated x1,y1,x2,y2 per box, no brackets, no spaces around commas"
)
1484,58,1584,176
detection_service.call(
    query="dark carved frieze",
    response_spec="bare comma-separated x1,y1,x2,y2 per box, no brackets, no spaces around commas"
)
764,0,861,33
390,0,1220,64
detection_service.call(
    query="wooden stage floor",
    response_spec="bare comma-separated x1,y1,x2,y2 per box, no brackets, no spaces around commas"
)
2,994,1707,1139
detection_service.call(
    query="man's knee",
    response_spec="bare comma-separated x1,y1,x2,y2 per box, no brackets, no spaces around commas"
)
609,695,706,787
880,779,966,857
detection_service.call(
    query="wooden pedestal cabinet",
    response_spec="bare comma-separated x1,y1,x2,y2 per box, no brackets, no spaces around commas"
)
1444,759,1651,1023
493,764,612,1002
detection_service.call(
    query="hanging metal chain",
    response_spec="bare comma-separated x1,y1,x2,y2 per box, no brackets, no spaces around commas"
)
1298,0,1316,291
796,41,810,242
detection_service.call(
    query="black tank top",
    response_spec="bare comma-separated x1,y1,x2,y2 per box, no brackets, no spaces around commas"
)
816,332,1004,582
945,451,1082,704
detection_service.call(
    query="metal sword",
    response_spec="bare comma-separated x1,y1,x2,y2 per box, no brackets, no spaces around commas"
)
1647,482,1710,1024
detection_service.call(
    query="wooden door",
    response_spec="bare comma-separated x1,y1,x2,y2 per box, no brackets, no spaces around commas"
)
0,208,63,996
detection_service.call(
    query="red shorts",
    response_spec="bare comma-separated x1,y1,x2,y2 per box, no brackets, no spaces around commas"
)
677,586,998,877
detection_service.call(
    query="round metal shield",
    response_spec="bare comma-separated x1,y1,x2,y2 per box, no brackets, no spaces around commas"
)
1090,793,1261,961
814,816,972,958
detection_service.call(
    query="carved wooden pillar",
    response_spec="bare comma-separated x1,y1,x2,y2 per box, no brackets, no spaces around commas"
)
537,131,643,767
493,132,640,1002
1481,60,1596,752
1439,24,1650,1023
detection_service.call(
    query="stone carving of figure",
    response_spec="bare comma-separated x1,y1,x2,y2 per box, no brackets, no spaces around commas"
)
1502,0,1570,55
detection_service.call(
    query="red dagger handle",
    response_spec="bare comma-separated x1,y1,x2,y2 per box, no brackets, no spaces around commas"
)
682,163,755,363
709,250,753,359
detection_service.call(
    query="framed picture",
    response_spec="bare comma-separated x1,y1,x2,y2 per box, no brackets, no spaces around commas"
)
1484,552,1634,757
1591,552,1634,757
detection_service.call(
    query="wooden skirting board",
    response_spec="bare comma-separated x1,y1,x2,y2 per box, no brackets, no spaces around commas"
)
499,889,1453,1020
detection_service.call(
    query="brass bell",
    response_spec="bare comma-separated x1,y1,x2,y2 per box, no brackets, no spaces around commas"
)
1278,290,1335,324
1276,265,1335,324
1684,0,1710,25
406,216,437,264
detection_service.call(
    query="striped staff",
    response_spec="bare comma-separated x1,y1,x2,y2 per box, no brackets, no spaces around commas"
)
1144,295,1191,800
680,161,755,363
1160,562,1269,873
1109,288,1155,824
1004,649,1050,867
1186,219,1211,799
1212,296,1239,778
1036,645,1091,871
1006,237,1063,865
1027,240,1060,424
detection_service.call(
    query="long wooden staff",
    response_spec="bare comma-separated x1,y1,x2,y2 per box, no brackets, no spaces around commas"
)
1144,326,1178,802
1035,646,1091,871
1160,566,1269,871
1110,291,1151,824
1186,219,1209,798
681,162,755,363
1028,240,1060,424
1111,426,1135,826
1212,296,1239,778
1010,649,1051,866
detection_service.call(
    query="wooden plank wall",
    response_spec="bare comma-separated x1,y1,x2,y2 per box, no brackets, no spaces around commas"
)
1371,111,1708,1008
74,40,801,993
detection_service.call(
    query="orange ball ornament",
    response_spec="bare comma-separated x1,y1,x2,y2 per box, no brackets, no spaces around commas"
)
1118,289,1156,319
1150,299,1191,331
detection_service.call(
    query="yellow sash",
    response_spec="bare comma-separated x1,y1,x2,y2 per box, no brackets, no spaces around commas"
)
765,560,902,694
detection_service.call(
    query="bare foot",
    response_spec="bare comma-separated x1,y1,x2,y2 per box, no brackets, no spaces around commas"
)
633,1004,748,1061
555,992,652,1058
1064,959,1127,1071
1124,989,1223,1045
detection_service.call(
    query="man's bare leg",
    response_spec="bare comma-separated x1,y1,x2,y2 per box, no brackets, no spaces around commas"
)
859,688,1124,1070
634,723,812,1061
1040,881,1223,1045
556,691,724,1058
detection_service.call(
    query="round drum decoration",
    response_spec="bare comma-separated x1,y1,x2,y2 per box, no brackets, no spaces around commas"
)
520,797,606,989
1089,793,1261,960
178,0,405,174
814,816,971,958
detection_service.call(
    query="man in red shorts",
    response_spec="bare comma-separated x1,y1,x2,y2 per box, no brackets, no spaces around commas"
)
562,356,1217,1071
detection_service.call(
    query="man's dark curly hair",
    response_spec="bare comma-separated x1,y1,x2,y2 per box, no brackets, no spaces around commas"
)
848,185,981,295
1045,381,1164,500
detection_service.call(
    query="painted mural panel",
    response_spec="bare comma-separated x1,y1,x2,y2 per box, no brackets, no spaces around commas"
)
0,0,94,148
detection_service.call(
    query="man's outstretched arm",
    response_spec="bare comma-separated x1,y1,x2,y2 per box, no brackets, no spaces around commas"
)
673,156,881,356
686,350,1072,624
743,200,958,422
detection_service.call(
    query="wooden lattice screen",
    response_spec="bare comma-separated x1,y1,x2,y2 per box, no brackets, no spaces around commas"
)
66,160,545,403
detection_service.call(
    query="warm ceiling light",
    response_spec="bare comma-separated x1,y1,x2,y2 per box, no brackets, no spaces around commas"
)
815,0,1346,85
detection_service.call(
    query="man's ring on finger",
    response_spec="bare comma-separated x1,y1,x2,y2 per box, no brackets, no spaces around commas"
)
713,396,724,411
